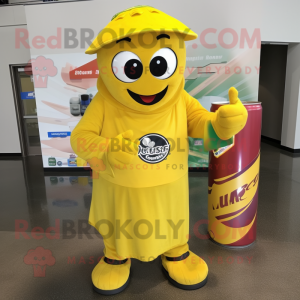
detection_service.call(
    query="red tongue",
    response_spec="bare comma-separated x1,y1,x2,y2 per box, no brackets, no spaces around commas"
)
140,95,156,103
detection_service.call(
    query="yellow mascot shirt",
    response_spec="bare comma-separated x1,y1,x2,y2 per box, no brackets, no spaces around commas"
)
71,77,214,188
71,76,216,260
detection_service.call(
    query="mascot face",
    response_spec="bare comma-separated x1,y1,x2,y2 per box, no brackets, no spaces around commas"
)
97,31,186,111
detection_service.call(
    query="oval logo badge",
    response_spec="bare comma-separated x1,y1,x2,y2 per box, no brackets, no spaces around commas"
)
138,133,170,164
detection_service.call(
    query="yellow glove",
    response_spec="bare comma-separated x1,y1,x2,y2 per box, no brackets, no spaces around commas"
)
211,87,248,140
107,130,139,168
87,130,139,176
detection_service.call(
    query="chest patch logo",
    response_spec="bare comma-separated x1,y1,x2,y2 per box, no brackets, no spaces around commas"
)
138,133,170,164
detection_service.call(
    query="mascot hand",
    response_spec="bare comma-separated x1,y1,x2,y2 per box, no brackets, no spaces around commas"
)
108,130,139,167
211,87,248,140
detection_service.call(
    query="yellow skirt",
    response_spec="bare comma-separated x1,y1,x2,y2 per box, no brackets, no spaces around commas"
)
89,173,189,262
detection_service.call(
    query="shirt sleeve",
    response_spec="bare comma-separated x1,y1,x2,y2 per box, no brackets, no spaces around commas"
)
70,93,114,177
184,90,233,150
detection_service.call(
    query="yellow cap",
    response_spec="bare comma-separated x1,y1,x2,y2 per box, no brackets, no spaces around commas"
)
86,6,198,54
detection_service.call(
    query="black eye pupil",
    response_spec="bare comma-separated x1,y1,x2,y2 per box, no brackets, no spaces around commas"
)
150,56,168,77
124,59,143,80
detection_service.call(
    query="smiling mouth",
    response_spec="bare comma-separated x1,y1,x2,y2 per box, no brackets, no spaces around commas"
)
127,86,168,106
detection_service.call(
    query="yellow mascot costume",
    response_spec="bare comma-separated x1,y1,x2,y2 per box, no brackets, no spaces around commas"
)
71,6,248,295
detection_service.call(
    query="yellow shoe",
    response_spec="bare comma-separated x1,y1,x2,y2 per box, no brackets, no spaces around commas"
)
161,251,208,290
92,257,131,295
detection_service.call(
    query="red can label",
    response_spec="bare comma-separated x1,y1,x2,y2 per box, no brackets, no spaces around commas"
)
208,153,259,245
208,102,262,247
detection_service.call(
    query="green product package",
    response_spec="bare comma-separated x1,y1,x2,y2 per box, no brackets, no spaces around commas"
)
48,157,56,166
188,137,209,168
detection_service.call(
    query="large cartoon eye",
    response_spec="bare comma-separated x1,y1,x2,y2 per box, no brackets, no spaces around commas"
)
150,48,177,79
112,51,143,83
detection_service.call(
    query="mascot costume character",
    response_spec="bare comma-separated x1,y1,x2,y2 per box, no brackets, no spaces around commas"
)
71,6,248,295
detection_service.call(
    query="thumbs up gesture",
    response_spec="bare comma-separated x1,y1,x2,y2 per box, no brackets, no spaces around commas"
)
211,87,248,140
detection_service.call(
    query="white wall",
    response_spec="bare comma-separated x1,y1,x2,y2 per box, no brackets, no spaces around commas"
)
0,5,26,26
281,43,300,149
261,0,300,149
262,0,300,43
0,5,29,153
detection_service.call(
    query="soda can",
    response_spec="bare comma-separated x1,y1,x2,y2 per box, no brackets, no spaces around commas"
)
208,101,262,247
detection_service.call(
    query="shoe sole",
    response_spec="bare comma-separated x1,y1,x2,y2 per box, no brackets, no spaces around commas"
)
162,267,208,290
92,276,130,295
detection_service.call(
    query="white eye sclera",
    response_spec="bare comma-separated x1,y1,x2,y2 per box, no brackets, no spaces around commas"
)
112,51,143,83
149,48,177,79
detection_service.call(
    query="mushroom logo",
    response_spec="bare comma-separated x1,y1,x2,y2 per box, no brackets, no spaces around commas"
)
26,56,57,88
87,157,106,172
24,247,55,277
86,157,106,179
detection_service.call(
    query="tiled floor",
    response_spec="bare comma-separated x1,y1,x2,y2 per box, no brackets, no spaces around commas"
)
0,141,299,299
